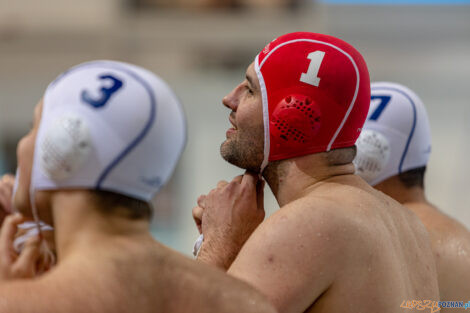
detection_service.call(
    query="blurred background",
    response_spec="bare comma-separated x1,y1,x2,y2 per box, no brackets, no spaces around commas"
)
0,0,469,254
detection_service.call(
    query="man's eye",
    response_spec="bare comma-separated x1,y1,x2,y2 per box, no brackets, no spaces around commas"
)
245,86,254,95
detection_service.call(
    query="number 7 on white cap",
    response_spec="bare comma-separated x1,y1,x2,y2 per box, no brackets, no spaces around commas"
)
300,51,326,87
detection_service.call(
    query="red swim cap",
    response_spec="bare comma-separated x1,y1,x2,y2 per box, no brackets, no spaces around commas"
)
254,32,370,170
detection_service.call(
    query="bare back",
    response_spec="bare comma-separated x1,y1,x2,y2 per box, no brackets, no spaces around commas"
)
228,175,439,313
406,202,470,312
1,238,276,313
306,177,440,313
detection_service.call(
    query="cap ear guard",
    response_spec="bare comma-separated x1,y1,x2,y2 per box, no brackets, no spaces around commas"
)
40,114,92,181
353,129,391,183
270,94,322,149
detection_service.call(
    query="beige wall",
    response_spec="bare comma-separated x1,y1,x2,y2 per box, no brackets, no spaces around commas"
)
0,1,468,253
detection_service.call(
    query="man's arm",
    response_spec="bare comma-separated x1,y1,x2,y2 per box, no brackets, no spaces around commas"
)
190,259,278,313
195,173,265,269
194,173,347,312
227,202,347,313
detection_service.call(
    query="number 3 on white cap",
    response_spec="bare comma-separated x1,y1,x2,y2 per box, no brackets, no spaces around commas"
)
300,51,325,87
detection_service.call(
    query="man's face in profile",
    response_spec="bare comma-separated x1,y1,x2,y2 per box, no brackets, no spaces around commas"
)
220,62,264,172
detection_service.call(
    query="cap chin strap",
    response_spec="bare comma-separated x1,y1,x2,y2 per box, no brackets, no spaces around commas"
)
255,55,270,175
29,176,56,269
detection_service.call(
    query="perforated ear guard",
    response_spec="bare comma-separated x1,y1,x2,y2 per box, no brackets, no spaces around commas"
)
354,129,391,183
270,94,322,148
40,114,92,181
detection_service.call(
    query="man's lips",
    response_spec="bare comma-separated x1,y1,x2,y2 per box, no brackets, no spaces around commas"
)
229,115,237,130
226,113,237,137
226,128,236,137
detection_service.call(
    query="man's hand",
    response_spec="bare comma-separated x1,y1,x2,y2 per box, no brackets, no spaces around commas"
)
0,214,41,281
14,223,56,275
0,174,15,225
194,171,265,269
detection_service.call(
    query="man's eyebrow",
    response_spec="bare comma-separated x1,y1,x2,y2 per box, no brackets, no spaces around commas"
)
246,74,257,90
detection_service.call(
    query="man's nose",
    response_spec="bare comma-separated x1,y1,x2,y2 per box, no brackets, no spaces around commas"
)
222,86,240,110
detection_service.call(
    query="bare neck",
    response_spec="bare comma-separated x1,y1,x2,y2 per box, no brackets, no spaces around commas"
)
262,153,356,207
374,175,428,205
373,176,448,228
50,190,152,262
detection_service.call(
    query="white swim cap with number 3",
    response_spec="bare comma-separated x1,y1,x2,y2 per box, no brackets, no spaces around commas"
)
31,60,187,204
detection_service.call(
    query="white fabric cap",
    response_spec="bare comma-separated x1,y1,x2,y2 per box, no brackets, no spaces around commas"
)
354,82,431,186
31,60,187,204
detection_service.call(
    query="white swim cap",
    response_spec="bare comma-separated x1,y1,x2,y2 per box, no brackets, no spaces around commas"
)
30,60,187,206
354,82,431,186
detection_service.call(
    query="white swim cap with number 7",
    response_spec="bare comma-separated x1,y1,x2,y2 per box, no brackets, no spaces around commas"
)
354,82,431,186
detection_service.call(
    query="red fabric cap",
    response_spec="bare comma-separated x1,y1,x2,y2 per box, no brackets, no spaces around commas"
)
255,32,370,162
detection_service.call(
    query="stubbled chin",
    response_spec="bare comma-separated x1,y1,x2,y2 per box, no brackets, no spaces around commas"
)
219,140,234,160
220,139,229,153
219,140,245,169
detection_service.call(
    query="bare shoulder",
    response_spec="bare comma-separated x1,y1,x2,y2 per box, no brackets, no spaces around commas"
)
6,246,275,313
261,182,428,260
0,274,71,313
431,211,470,252
436,243,470,302
438,231,470,268
0,259,274,313
411,203,470,284
266,189,377,245
434,224,470,299
244,193,365,270
226,192,360,312
409,202,470,237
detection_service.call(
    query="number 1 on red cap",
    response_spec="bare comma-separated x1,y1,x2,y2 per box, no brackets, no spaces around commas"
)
300,51,325,87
